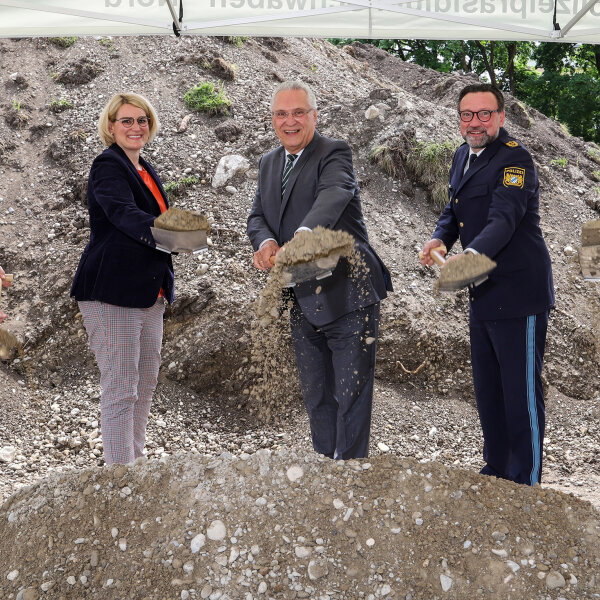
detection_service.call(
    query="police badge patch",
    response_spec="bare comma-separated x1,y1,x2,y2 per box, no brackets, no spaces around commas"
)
503,167,525,188
506,141,519,147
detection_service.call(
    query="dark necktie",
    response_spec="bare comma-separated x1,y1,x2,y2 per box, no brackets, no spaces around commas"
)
281,153,297,198
467,153,477,171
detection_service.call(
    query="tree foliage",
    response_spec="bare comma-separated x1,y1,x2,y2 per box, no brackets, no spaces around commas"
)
329,38,600,143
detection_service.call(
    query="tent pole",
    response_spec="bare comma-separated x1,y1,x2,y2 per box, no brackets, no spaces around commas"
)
165,0,182,36
552,0,597,39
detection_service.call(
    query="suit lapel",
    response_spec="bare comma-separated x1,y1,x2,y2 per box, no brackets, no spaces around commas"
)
450,145,468,195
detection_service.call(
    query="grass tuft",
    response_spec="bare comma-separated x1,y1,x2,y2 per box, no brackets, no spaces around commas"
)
184,82,231,116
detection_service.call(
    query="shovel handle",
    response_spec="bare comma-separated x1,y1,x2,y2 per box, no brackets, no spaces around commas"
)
419,246,447,267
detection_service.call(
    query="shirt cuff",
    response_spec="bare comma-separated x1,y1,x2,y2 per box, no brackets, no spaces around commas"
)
464,247,479,255
295,227,312,235
258,238,276,250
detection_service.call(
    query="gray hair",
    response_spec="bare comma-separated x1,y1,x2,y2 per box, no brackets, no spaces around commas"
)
271,80,318,111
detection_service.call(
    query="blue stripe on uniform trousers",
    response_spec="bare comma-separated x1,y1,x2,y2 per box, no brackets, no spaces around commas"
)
469,311,548,485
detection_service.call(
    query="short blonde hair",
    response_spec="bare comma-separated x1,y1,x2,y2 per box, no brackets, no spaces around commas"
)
97,92,159,147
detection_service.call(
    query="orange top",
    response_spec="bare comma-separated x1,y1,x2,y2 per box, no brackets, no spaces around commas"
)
139,167,167,298
139,167,167,214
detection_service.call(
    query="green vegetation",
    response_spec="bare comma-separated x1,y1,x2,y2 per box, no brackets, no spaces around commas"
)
12,99,21,111
329,39,600,144
226,36,248,47
184,82,231,116
164,175,199,199
592,170,600,182
588,147,600,165
98,37,117,52
48,37,76,48
407,140,462,210
369,145,399,178
550,157,568,168
49,98,73,113
370,137,460,210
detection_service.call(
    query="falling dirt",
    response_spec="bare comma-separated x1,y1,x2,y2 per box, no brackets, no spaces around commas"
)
248,228,356,421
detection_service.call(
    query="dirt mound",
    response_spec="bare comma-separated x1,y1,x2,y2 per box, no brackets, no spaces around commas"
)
1,450,598,599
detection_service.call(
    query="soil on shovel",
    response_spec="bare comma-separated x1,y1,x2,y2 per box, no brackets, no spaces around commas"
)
154,207,210,232
438,253,497,290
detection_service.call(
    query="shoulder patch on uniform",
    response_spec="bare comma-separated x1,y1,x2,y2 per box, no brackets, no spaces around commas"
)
506,140,519,147
503,167,525,188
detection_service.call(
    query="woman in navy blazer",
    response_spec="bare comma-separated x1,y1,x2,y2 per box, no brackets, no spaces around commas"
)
71,92,173,465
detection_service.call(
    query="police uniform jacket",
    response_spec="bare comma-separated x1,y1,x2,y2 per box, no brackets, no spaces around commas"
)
433,127,554,320
70,143,174,308
247,131,392,327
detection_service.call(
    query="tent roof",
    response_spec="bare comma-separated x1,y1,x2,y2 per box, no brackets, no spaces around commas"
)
1,0,600,43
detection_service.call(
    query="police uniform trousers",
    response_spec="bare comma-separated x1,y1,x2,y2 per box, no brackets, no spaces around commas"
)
469,309,549,485
290,301,380,460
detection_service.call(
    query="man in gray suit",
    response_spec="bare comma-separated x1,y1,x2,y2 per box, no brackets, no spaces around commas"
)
247,80,392,459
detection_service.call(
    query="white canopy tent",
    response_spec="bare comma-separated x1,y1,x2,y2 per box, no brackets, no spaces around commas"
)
1,0,600,43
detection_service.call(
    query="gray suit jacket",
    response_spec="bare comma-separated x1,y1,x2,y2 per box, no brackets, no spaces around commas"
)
247,131,392,326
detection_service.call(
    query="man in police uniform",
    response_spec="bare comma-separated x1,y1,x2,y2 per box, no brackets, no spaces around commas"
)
420,83,554,486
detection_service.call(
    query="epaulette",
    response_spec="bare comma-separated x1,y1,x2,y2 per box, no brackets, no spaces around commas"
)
505,140,519,148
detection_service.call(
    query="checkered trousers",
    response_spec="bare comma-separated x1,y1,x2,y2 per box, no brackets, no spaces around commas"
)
78,299,165,465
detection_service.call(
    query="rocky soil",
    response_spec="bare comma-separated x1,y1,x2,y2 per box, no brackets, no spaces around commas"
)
0,35,599,599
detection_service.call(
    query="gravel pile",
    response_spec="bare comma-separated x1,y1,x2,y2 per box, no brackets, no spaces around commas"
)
1,449,599,600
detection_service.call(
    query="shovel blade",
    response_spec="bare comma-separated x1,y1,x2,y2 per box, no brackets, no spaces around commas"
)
281,252,341,287
579,244,600,280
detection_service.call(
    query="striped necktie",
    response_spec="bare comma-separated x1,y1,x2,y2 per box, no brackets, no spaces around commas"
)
281,153,298,198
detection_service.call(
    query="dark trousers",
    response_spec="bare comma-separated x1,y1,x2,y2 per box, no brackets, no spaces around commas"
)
290,302,380,459
470,310,549,485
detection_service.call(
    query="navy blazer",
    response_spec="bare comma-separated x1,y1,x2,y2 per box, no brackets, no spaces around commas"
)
247,131,392,327
70,143,174,308
433,128,554,320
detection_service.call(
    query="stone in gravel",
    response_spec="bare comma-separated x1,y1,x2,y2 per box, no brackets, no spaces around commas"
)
295,546,311,558
190,533,206,554
0,446,16,463
286,465,304,482
307,559,329,580
212,155,249,188
22,588,38,600
546,570,566,589
206,520,226,541
440,573,453,591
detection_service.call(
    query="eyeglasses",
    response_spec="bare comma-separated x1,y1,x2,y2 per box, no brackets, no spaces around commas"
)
113,116,151,127
272,108,314,120
458,109,500,123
